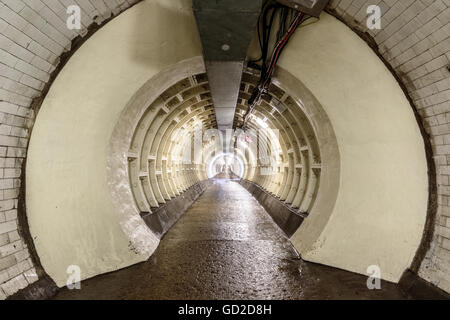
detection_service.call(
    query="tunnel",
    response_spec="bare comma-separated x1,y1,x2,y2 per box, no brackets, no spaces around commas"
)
0,0,449,301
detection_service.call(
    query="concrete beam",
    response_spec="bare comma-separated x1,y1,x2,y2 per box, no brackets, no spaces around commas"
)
205,61,243,129
193,0,262,129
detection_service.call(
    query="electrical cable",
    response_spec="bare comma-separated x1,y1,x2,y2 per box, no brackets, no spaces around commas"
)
242,6,306,130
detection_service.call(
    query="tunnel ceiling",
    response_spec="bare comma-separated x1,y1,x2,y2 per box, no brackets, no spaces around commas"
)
193,0,262,130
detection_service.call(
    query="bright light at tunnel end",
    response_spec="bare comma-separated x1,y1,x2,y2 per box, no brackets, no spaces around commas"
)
172,127,282,178
207,152,245,179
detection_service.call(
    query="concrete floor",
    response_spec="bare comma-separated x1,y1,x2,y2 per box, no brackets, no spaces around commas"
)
54,180,406,300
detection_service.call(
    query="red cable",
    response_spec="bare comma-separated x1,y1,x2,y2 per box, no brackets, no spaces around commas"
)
264,12,303,84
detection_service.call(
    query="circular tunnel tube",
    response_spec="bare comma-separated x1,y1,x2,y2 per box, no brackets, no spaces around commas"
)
26,0,428,286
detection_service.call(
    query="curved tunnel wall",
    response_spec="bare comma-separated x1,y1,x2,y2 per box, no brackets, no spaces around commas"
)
0,0,448,297
27,3,427,287
26,0,204,287
244,14,428,282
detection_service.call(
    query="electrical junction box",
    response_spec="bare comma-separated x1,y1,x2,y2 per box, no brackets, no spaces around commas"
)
275,0,330,17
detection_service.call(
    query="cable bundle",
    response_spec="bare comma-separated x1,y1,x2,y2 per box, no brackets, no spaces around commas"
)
242,2,308,130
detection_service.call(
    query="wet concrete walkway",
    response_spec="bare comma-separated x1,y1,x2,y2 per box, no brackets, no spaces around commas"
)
55,180,406,299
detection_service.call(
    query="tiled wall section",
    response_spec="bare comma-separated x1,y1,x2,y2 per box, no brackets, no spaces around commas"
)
0,0,449,298
329,0,450,293
0,0,141,299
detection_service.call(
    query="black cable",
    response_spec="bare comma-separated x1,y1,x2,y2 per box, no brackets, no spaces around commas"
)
248,2,267,64
248,1,279,65
277,6,287,43
243,6,306,130
261,4,279,78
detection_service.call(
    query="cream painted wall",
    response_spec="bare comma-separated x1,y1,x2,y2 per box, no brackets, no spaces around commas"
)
26,0,202,287
26,2,428,287
284,14,428,282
